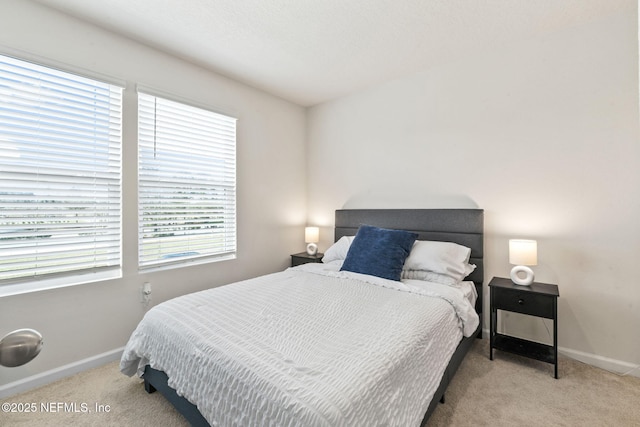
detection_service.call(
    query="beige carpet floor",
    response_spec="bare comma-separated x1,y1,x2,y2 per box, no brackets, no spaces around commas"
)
2,339,639,426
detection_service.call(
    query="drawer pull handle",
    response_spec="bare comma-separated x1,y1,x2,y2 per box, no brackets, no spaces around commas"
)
518,299,524,305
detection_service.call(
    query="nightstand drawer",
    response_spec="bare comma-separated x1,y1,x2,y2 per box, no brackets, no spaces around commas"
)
493,289,554,318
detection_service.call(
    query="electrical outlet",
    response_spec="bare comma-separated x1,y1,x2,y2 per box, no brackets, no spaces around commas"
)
141,282,151,305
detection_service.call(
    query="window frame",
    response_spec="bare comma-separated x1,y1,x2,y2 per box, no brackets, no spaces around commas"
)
136,87,238,270
0,53,124,294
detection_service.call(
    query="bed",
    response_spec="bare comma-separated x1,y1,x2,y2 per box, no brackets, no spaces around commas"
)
120,208,484,426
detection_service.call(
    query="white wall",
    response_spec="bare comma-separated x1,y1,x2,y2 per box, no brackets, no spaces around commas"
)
0,1,306,386
307,7,640,372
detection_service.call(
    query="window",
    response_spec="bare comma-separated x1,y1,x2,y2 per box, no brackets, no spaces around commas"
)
138,91,237,268
0,55,123,283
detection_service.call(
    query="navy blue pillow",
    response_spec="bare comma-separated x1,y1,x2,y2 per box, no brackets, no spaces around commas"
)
340,225,418,281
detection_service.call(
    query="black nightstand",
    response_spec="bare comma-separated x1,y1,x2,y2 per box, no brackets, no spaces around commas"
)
290,252,324,267
489,276,560,378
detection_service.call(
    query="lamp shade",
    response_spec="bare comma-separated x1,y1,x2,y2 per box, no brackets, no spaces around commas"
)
509,239,537,266
305,227,319,243
0,329,43,367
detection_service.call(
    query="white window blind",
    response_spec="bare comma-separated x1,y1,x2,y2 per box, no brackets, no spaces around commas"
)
138,91,236,268
0,55,122,283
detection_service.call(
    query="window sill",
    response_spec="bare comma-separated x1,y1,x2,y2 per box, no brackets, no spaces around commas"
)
0,269,122,298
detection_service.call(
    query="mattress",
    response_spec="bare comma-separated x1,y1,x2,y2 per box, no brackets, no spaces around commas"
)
120,263,479,427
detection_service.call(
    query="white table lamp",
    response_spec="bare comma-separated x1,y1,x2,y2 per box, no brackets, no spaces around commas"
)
305,226,319,256
509,239,537,286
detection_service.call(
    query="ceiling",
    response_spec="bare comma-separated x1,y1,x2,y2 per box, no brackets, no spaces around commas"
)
33,0,630,107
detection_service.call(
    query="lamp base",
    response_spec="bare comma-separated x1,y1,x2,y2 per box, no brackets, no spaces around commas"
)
510,265,534,286
306,243,318,256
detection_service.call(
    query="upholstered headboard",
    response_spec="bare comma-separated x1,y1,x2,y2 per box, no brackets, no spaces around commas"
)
334,209,484,315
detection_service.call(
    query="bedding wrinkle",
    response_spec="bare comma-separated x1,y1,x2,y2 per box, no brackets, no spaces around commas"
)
121,265,477,426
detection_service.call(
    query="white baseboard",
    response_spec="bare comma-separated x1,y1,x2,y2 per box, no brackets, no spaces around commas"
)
481,327,639,378
0,347,124,399
558,346,640,378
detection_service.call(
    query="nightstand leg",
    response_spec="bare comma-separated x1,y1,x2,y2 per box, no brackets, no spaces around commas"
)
554,300,558,379
489,306,495,361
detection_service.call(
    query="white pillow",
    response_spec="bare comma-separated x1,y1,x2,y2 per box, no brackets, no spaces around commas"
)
402,240,475,285
321,235,354,264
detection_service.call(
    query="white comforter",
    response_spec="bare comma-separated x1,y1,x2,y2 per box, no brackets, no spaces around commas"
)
120,263,479,427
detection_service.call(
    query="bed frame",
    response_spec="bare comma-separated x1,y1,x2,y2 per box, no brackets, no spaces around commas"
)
142,208,484,427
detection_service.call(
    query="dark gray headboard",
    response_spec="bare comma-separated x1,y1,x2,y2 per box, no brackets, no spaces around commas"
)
334,209,484,314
